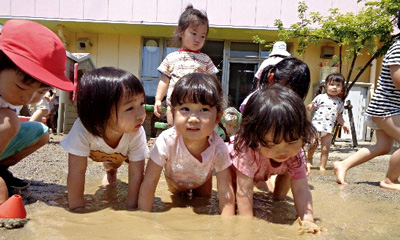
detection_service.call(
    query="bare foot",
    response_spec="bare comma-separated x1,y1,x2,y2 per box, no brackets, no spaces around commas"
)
333,161,347,185
379,179,400,190
102,172,117,186
319,166,326,171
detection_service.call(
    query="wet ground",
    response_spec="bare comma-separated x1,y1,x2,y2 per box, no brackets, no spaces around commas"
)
1,135,399,240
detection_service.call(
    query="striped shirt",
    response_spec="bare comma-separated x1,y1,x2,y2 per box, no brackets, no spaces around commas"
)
157,49,218,104
366,40,400,117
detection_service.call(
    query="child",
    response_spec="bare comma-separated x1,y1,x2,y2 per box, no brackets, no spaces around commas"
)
239,57,310,112
139,73,235,216
229,85,320,233
334,8,400,189
0,20,74,204
60,67,149,210
307,73,349,171
153,5,218,125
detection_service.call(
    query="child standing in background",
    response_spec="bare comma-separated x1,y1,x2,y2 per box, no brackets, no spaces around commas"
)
154,4,218,125
229,85,319,233
139,73,235,216
61,67,149,211
0,20,74,204
307,73,349,171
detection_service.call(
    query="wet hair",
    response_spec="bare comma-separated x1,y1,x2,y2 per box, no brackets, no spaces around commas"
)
315,72,345,98
258,57,310,100
77,67,145,137
173,4,209,47
234,84,316,155
170,73,224,112
0,51,49,88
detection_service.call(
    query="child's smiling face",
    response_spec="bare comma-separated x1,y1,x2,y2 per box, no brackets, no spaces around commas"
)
259,131,303,162
173,102,220,144
0,69,50,106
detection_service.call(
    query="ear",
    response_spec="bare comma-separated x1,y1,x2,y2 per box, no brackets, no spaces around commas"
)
268,73,275,85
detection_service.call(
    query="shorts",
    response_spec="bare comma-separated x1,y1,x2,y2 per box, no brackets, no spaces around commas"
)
0,121,48,161
364,115,380,130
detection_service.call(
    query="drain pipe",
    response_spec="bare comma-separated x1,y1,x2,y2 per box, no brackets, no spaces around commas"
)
57,24,68,48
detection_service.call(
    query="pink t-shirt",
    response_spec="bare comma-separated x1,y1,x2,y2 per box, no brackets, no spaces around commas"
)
228,143,306,182
150,127,232,190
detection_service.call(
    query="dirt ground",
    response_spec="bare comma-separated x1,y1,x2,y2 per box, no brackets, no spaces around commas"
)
1,134,400,239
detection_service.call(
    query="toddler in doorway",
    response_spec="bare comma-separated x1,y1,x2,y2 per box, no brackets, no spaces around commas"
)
154,4,218,125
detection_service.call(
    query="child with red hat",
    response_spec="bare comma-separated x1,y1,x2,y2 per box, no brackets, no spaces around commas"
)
0,19,74,204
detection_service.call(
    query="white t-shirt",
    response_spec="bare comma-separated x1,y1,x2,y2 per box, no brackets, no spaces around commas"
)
61,118,149,164
311,93,344,134
150,127,231,190
0,96,22,114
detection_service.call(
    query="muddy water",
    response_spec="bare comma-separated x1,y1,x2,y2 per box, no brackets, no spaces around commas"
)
2,167,399,240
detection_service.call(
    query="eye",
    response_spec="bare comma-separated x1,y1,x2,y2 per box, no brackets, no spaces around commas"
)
126,107,134,111
16,84,25,90
288,139,300,145
200,107,210,112
180,107,190,112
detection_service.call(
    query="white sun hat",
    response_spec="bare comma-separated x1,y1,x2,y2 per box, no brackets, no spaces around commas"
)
269,41,290,57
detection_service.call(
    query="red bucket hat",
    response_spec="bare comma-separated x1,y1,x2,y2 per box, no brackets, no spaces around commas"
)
0,20,74,91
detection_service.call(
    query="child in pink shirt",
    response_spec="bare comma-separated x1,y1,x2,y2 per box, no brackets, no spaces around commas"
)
139,73,234,216
229,85,320,233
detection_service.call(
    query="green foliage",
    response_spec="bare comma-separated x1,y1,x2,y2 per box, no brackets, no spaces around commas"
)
268,0,400,97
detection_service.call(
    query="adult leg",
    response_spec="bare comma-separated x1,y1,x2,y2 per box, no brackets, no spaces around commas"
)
319,134,333,171
374,116,400,190
102,161,123,186
334,130,393,184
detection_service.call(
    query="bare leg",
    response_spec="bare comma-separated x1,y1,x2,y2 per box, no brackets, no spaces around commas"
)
0,132,49,166
29,109,48,122
273,173,291,200
374,116,400,190
319,134,333,171
0,177,8,204
307,139,318,167
102,162,123,186
334,130,393,184
192,176,212,198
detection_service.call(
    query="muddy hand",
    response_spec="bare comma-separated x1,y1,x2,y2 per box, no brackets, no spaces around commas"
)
297,217,321,234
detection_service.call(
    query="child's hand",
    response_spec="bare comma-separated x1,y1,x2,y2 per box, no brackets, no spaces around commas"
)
297,217,321,234
306,162,312,176
306,103,316,111
342,125,350,134
154,101,162,118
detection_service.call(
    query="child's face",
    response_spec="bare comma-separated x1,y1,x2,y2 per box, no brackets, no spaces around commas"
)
259,132,303,162
173,102,220,143
325,81,343,97
0,69,50,106
180,24,207,51
106,93,146,135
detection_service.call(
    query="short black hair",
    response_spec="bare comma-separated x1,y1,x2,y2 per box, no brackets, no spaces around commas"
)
77,67,144,137
259,57,310,100
0,51,49,88
170,73,224,112
234,84,316,154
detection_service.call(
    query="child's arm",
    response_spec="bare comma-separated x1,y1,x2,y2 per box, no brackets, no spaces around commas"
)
67,153,87,211
216,168,235,216
306,102,316,112
0,109,19,155
138,159,163,212
291,177,320,233
236,170,254,217
126,160,145,209
336,113,350,134
154,74,170,118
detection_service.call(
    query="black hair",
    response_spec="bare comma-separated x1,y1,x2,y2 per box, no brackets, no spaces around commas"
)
315,72,346,99
0,51,49,88
234,84,316,155
77,67,145,137
173,4,209,47
171,73,224,112
258,57,310,100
